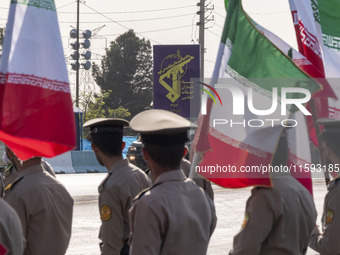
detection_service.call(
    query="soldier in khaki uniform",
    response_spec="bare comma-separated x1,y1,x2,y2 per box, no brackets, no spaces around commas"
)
230,130,317,255
146,155,214,201
1,151,55,198
309,118,340,254
181,155,214,201
0,197,25,255
129,109,217,255
3,147,73,255
83,118,151,255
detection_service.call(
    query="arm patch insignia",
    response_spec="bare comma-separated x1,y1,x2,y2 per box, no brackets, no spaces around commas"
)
100,205,112,221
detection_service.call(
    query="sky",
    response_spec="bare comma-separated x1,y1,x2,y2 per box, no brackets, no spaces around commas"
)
0,0,298,99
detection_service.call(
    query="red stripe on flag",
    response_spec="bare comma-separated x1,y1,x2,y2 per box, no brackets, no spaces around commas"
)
195,128,313,194
0,80,76,160
197,130,272,188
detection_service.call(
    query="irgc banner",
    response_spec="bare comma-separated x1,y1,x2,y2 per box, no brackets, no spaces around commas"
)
153,45,200,118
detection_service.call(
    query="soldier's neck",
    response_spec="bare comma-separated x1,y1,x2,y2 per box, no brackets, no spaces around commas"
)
106,155,123,170
16,157,42,172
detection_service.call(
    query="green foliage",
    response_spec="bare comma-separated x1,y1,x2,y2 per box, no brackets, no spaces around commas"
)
80,89,131,123
92,29,153,119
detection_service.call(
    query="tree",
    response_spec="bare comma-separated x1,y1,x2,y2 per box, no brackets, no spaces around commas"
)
92,29,153,119
0,28,5,57
80,89,131,123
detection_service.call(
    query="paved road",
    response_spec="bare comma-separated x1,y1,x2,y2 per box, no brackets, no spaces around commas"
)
56,174,328,255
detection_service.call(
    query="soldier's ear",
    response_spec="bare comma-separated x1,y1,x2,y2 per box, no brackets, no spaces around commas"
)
91,142,98,153
142,147,149,161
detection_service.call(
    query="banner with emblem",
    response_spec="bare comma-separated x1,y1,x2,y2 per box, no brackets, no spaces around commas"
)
153,45,200,118
0,0,76,160
190,0,335,194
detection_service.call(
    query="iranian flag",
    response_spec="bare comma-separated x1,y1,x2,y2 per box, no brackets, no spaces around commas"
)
289,0,340,117
0,0,76,160
288,0,331,147
191,0,331,193
318,0,340,79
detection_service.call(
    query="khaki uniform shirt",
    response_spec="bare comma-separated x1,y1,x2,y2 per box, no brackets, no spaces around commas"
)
0,198,25,255
181,158,214,201
4,163,73,255
230,175,317,255
98,159,151,255
3,160,55,190
129,170,217,255
309,178,340,255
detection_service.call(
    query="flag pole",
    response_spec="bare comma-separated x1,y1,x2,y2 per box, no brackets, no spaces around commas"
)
189,151,200,179
310,99,330,185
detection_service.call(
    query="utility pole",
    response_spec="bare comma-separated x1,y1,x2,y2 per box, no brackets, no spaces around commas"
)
198,0,205,82
75,0,80,107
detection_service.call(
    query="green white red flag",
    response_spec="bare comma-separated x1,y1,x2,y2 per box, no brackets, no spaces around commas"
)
317,0,340,78
289,0,340,120
288,0,332,147
191,0,330,194
0,0,76,160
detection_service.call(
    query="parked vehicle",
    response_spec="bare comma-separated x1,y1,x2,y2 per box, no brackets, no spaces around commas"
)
126,138,147,171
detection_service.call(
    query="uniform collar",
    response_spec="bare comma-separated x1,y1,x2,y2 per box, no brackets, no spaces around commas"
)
17,163,44,179
108,158,129,174
154,169,186,186
328,177,340,190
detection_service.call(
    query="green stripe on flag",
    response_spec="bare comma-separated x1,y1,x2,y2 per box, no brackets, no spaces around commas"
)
318,0,340,36
318,0,340,51
11,0,56,12
222,0,322,105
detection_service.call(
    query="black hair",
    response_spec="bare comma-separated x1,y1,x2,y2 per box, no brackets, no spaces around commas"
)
91,131,123,157
319,131,340,159
144,143,185,169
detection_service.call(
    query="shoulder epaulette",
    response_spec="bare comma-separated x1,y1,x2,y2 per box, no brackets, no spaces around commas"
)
4,176,24,192
133,182,163,202
133,187,152,202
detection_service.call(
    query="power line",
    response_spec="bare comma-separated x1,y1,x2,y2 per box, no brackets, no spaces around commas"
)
58,13,194,24
214,6,226,10
191,13,199,44
137,25,193,34
80,2,161,44
213,11,225,19
215,23,224,29
205,59,216,64
57,1,77,10
58,5,194,14
207,29,220,38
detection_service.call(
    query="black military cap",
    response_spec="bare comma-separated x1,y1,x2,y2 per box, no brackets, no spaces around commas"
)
317,118,340,133
130,109,196,145
83,118,129,140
